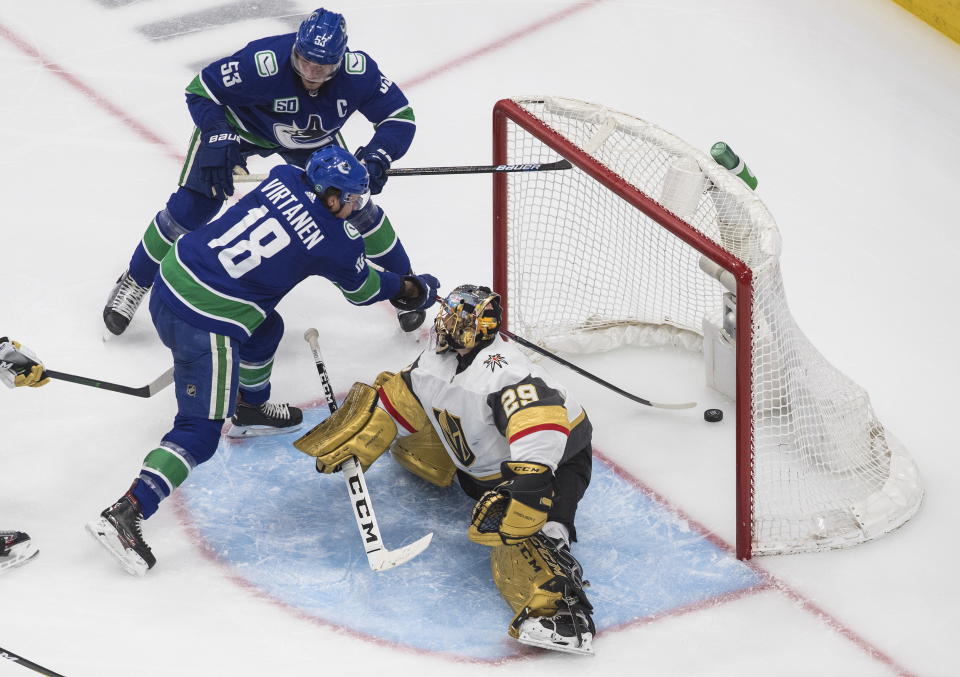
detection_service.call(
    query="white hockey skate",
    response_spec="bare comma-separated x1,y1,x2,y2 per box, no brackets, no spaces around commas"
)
103,270,150,338
517,609,595,656
0,531,38,573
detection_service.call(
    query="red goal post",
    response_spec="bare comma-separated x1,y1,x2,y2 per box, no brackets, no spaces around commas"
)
491,97,922,559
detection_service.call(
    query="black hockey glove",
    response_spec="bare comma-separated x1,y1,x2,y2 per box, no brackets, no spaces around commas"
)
355,145,391,195
197,123,246,198
391,274,440,312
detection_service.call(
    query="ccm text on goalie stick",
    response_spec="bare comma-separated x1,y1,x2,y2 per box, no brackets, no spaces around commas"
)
303,328,433,571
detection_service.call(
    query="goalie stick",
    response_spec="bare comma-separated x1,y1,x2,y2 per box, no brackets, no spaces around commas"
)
498,329,696,410
235,158,572,184
303,328,433,571
41,366,174,398
0,646,66,677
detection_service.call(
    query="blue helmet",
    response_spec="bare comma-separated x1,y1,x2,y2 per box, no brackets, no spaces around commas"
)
295,8,348,65
305,146,369,202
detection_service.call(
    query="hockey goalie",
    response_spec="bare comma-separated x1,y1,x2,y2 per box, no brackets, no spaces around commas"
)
295,284,596,656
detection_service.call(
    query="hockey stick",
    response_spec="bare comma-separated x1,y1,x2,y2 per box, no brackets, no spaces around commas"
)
40,366,174,398
303,328,433,572
499,328,697,410
235,158,572,184
0,646,66,677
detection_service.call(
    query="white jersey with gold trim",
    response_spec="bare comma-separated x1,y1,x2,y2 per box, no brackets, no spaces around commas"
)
397,334,585,480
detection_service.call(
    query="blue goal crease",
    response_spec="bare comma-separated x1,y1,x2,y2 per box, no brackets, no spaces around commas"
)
180,405,763,659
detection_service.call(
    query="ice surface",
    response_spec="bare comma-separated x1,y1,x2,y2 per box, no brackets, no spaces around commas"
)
0,1,958,675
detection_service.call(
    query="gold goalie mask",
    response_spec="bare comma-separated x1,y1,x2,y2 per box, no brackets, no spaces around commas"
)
434,284,502,353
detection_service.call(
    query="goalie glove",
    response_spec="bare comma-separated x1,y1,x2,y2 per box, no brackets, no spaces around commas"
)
0,338,49,388
468,461,554,546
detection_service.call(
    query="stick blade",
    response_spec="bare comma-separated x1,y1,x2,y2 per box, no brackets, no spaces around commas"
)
649,400,698,410
369,532,433,572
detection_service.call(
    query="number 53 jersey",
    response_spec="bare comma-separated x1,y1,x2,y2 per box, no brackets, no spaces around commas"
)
152,164,402,342
396,335,589,481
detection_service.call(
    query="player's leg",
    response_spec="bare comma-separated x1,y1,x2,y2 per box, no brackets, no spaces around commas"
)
104,193,221,336
508,436,595,653
103,128,253,336
86,294,239,575
228,311,304,437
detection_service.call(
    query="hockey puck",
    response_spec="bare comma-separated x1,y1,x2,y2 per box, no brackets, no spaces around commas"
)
704,408,723,422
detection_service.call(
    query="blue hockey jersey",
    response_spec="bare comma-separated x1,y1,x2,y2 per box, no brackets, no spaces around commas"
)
152,164,404,342
185,33,415,161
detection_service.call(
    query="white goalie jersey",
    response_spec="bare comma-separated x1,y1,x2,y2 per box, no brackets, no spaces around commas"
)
387,335,587,480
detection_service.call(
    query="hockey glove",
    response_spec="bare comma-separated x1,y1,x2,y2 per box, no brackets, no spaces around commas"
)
390,273,440,312
468,461,554,546
355,145,392,195
197,124,246,198
0,338,49,388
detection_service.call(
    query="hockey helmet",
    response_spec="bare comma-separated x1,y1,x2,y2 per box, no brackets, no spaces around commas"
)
293,9,348,84
305,146,370,210
435,285,502,353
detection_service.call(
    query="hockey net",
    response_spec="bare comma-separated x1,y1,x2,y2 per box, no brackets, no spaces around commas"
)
492,97,922,558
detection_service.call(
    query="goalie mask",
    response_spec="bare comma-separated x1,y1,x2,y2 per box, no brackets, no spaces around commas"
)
435,285,502,353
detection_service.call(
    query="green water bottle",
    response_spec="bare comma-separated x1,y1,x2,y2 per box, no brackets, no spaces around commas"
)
710,141,758,191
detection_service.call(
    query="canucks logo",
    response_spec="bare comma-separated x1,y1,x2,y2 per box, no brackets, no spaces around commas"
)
483,353,508,371
273,114,336,149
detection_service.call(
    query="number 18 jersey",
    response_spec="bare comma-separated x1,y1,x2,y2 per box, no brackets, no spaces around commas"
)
152,164,402,342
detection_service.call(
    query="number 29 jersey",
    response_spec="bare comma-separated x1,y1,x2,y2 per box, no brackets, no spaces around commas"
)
152,164,402,342
392,335,589,480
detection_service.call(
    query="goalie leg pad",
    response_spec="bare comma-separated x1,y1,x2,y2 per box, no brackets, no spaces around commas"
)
490,534,594,640
376,371,456,487
393,430,456,487
293,382,397,473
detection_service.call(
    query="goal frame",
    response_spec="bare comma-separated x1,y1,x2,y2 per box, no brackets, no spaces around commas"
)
491,98,758,559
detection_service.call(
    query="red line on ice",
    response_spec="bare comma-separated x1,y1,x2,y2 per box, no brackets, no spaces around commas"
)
400,0,609,90
593,449,916,676
0,24,183,162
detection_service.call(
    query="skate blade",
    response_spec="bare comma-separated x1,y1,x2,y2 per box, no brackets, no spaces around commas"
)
85,519,148,577
517,630,595,657
226,423,303,438
0,542,39,572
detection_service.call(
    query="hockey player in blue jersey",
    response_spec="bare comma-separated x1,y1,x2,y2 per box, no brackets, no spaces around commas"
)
103,7,427,337
86,146,440,576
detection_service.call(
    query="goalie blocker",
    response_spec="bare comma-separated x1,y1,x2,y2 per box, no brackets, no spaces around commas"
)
295,283,597,656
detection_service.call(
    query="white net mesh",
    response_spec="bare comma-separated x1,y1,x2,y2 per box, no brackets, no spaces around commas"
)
498,97,922,556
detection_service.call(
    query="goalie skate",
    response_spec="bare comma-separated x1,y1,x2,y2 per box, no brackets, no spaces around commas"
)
517,609,595,656
0,531,38,573
227,401,303,437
